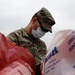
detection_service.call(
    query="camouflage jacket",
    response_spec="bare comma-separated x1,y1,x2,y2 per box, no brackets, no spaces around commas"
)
7,28,47,66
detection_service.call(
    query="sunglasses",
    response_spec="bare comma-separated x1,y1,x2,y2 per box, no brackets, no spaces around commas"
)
37,18,49,32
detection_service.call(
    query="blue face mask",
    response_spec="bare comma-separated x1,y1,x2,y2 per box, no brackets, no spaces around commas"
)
32,27,46,38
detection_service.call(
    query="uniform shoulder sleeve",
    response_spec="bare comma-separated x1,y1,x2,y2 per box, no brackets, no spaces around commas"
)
40,39,47,52
7,28,24,45
38,39,47,60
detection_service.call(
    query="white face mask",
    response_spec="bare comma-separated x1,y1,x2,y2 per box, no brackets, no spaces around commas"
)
32,27,46,38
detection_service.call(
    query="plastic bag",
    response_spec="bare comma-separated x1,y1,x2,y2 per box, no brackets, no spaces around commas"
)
44,29,75,75
0,32,36,75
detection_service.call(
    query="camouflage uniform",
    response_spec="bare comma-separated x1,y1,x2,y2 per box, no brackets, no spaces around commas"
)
7,28,47,64
7,28,47,75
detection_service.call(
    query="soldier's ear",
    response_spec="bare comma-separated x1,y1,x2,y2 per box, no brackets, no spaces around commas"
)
32,17,37,22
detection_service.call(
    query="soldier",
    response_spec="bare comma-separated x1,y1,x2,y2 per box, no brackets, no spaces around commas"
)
7,7,56,75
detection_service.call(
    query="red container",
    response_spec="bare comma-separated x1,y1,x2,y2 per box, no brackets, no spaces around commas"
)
0,33,36,75
0,61,35,75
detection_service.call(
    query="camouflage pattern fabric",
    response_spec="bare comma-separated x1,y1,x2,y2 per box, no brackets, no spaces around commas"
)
7,28,47,66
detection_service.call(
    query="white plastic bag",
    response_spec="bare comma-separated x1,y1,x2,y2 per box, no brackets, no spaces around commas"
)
44,29,75,75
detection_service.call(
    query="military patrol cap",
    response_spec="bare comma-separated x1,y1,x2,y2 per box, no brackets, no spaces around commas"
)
35,7,56,33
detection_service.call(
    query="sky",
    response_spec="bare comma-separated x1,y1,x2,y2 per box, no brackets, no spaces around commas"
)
0,0,75,49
